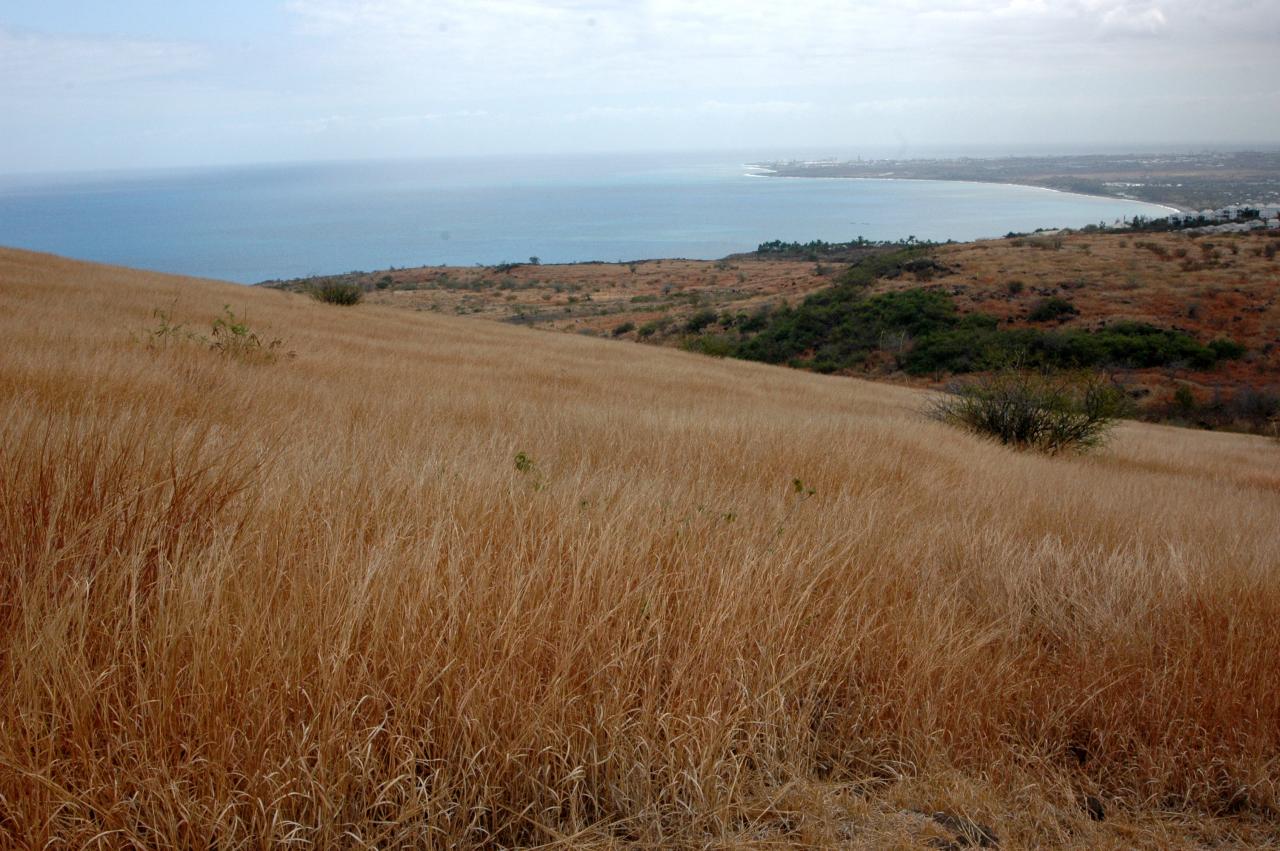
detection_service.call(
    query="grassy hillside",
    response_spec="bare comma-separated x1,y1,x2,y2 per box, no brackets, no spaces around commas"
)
3,247,1280,848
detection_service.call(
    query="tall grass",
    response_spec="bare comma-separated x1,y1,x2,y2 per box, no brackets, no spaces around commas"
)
1,247,1278,847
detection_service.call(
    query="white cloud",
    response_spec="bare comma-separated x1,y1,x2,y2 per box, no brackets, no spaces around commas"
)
0,27,207,92
3,2,1279,171
1098,4,1169,36
280,0,1280,96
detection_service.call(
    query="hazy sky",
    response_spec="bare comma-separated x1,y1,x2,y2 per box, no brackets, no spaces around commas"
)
3,0,1278,173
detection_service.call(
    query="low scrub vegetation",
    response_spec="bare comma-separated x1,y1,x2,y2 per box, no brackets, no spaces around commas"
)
711,245,1246,377
730,280,1241,377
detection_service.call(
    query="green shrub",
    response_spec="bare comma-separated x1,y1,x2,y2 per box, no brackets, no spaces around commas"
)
930,370,1124,454
837,246,938,288
682,334,735,358
1028,296,1078,322
1173,383,1197,413
685,309,718,333
308,281,364,305
1208,338,1246,361
737,306,772,333
612,321,636,337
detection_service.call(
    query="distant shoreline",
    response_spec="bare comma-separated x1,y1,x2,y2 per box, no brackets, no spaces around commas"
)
749,151,1280,214
743,167,1186,215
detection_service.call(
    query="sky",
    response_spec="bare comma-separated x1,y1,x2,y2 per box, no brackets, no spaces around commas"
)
2,0,1278,174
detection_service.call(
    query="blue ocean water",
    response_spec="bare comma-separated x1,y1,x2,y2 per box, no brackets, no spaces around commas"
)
0,152,1173,284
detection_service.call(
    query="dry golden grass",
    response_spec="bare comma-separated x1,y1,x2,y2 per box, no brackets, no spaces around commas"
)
2,246,1279,848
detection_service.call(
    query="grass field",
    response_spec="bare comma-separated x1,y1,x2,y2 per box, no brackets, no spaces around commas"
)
3,247,1279,848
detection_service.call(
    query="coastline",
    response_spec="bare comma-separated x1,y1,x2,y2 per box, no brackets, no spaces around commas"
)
744,167,1187,215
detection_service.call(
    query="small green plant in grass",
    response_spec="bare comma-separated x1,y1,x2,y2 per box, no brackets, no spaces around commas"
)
209,306,287,363
513,450,547,490
307,281,364,305
137,304,287,364
929,369,1125,454
135,304,198,351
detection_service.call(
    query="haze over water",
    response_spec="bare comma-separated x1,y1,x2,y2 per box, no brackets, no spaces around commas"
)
0,152,1173,283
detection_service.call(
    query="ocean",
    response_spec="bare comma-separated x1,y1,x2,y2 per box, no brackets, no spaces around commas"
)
0,152,1173,284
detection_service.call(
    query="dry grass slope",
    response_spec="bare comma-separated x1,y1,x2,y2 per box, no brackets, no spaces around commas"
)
1,247,1278,848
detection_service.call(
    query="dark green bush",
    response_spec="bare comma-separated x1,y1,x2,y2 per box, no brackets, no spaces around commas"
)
1208,338,1246,361
612,321,636,337
682,334,735,358
737,306,772,333
837,246,938,288
1173,383,1197,413
1028,297,1079,322
308,281,364,306
930,370,1125,454
685,309,718,333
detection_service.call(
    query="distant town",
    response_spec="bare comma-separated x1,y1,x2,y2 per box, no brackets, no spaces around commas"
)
1162,204,1280,232
753,150,1280,213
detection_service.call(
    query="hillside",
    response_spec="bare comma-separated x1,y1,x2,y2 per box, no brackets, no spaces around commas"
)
269,229,1280,431
3,247,1280,848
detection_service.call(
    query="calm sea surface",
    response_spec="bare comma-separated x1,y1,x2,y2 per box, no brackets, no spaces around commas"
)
0,153,1173,283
